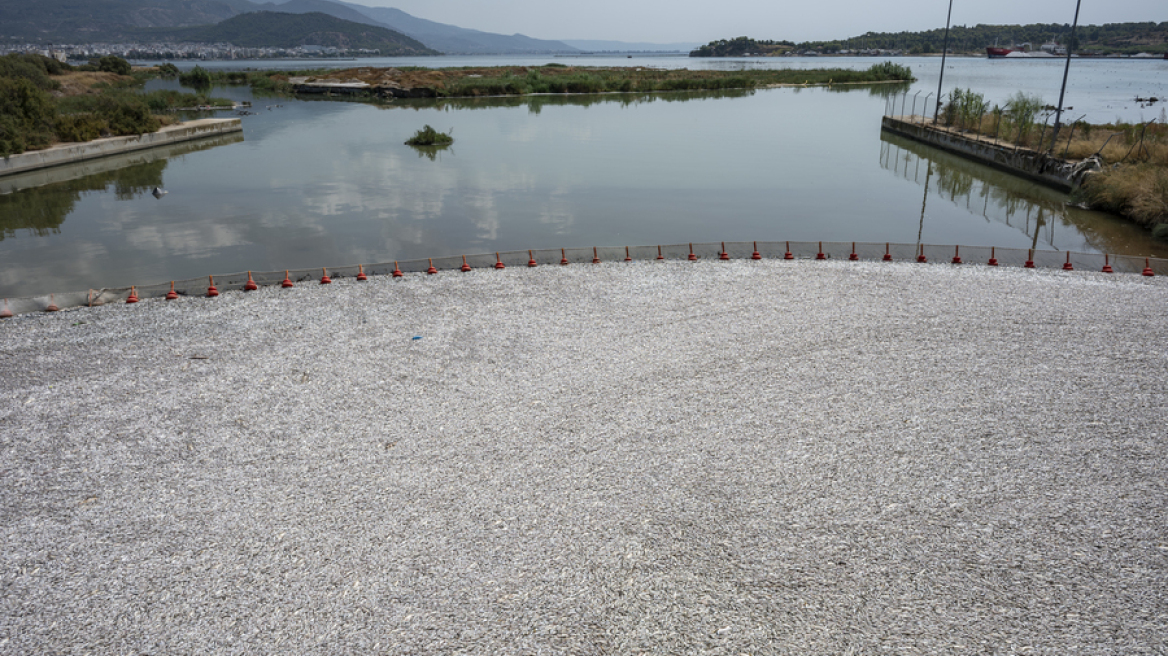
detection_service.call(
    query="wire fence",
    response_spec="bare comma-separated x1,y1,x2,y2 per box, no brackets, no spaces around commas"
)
886,89,1162,163
1,241,1163,318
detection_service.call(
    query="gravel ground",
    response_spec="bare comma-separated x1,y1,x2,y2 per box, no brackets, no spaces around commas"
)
1,260,1166,655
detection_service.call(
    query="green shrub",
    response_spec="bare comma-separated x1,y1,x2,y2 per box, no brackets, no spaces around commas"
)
867,61,915,81
0,77,56,156
179,66,212,89
54,114,106,142
942,88,990,127
92,55,131,76
157,63,180,78
0,53,62,92
405,125,453,146
94,95,159,136
1005,91,1044,143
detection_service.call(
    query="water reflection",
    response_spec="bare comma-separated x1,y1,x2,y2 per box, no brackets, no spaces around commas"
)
879,131,1162,257
408,145,453,161
377,88,758,114
0,132,244,242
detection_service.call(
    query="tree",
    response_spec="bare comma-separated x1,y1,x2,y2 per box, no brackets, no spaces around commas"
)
93,55,131,76
0,77,56,156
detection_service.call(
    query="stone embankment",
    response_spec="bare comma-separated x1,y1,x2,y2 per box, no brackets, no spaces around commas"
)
0,118,243,178
881,115,1098,192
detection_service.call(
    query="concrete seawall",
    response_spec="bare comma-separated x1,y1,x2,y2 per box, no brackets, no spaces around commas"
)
0,118,243,178
881,116,1079,192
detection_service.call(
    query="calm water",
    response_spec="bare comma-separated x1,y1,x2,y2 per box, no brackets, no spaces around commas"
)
1,56,1165,297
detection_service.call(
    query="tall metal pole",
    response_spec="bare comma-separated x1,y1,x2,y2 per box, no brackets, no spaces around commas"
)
934,0,955,123
1049,0,1082,152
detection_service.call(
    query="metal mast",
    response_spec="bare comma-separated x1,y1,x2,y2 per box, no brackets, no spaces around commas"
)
934,0,955,123
1049,0,1083,152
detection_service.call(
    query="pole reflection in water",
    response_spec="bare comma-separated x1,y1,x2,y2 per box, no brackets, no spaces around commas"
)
878,131,1162,258
918,161,932,250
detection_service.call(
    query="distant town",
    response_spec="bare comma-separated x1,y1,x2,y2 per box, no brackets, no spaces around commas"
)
0,42,386,62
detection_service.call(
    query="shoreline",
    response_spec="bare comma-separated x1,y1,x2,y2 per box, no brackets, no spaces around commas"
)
2,241,1163,317
0,118,243,179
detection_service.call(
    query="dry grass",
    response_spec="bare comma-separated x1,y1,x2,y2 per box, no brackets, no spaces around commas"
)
1078,164,1168,228
942,113,1168,229
48,71,127,97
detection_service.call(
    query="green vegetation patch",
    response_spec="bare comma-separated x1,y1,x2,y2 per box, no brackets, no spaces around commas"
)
0,53,231,157
257,63,913,102
405,125,453,146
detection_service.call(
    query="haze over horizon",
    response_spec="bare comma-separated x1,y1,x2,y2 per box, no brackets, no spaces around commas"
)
355,0,1165,44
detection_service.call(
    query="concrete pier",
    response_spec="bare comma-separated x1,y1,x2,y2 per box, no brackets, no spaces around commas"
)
881,115,1084,192
0,118,243,179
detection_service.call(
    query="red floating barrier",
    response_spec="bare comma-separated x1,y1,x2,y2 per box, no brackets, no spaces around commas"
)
751,241,761,260
1024,250,1035,268
656,245,664,261
1101,254,1113,274
45,294,58,312
357,264,368,281
720,242,730,260
461,255,472,272
0,299,11,319
952,246,962,265
207,276,219,297
1143,258,1155,277
1062,252,1074,271
688,243,698,261
244,271,258,291
816,242,826,260
393,261,403,278
166,281,179,300
625,246,632,262
427,258,438,275
592,247,601,264
849,242,859,261
495,253,505,270
561,248,570,266
528,250,538,267
883,242,893,262
988,247,999,267
320,268,332,284
917,245,927,263
784,241,794,260
281,271,294,288
126,286,139,304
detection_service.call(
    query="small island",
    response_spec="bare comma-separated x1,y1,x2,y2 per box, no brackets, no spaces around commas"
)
274,62,914,100
405,125,453,146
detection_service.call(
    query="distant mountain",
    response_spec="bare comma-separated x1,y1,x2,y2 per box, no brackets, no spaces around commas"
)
0,0,579,55
254,0,382,28
0,0,258,43
334,1,579,54
164,11,437,53
560,40,700,53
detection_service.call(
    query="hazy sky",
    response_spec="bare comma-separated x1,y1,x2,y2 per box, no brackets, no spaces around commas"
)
364,0,1165,44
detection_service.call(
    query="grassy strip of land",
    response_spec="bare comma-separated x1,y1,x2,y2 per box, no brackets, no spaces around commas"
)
201,61,914,98
935,88,1168,235
1,54,231,157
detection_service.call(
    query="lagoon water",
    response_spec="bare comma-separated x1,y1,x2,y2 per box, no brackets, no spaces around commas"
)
1,56,1165,297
